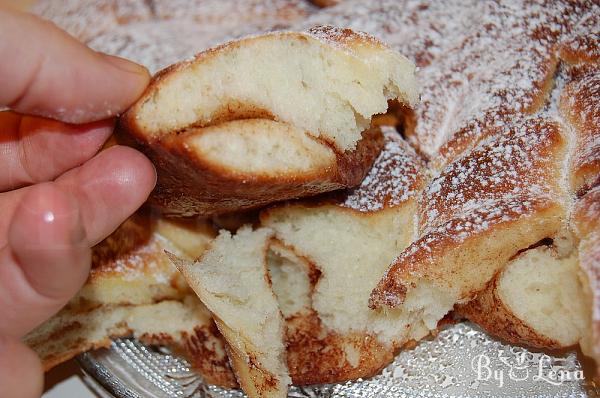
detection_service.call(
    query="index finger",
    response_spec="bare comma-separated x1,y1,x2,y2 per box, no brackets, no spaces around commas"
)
0,6,150,123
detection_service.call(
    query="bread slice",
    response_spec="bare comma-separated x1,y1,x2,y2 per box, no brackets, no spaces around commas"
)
68,214,215,310
24,214,238,387
24,297,235,387
457,243,588,349
260,129,427,383
120,26,418,216
370,118,568,345
173,227,291,398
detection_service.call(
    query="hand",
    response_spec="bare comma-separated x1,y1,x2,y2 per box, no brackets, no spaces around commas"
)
0,7,156,397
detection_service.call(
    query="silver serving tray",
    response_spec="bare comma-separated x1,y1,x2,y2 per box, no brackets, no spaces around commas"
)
78,322,599,397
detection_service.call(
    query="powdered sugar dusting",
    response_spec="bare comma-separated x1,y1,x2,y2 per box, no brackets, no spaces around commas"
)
559,9,600,64
418,116,565,244
306,25,383,53
559,64,600,193
341,127,423,212
302,0,596,167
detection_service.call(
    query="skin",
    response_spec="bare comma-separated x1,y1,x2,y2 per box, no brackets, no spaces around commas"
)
0,6,157,397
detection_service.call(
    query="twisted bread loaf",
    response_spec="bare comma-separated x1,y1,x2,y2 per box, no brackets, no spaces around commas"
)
31,0,600,390
306,0,599,365
119,26,417,216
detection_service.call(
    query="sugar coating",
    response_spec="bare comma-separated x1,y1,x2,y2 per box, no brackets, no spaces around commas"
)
342,127,423,212
301,0,598,164
419,117,563,243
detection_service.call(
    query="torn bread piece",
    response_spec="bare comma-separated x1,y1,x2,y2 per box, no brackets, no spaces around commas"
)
457,242,588,349
25,214,237,387
260,128,427,383
267,239,396,385
120,25,418,216
69,214,215,310
24,297,235,387
173,227,291,398
370,118,568,347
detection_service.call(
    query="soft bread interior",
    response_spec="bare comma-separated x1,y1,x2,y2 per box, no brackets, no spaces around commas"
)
71,217,215,309
267,242,313,318
185,119,335,176
262,204,419,344
133,28,417,151
174,226,290,398
498,245,587,346
24,297,224,374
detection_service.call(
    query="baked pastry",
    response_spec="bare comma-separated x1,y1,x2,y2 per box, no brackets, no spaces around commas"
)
119,26,418,216
173,127,428,395
456,242,588,349
174,227,290,398
560,64,600,195
33,0,600,383
260,128,426,384
300,0,598,360
24,297,236,387
24,215,236,387
455,59,600,351
370,117,568,339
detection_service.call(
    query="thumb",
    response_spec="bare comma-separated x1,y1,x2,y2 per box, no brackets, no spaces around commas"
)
0,334,44,398
0,6,150,123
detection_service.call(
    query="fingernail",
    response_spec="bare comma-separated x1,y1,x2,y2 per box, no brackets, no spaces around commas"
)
101,53,150,78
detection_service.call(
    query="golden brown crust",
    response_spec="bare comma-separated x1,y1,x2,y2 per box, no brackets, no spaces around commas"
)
455,278,563,350
119,123,383,216
573,187,600,363
371,118,567,309
559,63,600,195
285,310,393,385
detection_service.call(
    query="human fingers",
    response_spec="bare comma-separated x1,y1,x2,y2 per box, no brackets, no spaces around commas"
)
0,334,43,398
0,111,113,191
0,146,155,337
0,6,150,123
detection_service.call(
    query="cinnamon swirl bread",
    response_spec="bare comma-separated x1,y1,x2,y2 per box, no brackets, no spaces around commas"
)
119,26,417,216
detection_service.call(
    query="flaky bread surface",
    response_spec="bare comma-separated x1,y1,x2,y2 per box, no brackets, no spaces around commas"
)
119,26,417,216
174,227,290,398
